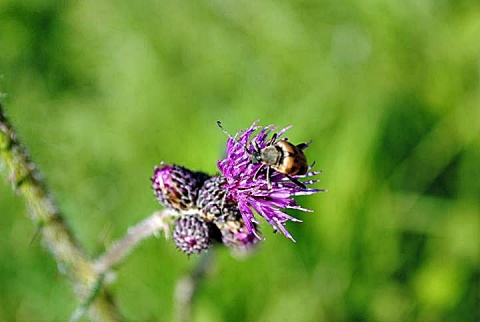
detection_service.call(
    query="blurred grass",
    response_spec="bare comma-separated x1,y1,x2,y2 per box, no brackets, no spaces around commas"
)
1,0,479,321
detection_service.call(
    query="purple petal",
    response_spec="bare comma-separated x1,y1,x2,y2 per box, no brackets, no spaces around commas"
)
217,121,325,241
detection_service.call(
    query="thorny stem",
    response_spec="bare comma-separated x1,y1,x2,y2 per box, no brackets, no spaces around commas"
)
174,251,214,322
0,103,123,322
2,102,213,321
94,210,174,274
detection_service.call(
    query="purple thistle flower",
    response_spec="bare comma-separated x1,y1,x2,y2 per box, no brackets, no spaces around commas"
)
151,163,209,212
214,206,259,253
197,175,259,252
217,120,323,242
152,163,259,254
173,215,213,255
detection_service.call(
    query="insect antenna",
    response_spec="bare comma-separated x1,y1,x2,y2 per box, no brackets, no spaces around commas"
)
217,121,247,152
216,121,234,139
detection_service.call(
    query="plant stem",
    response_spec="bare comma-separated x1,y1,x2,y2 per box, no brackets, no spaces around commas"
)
174,251,214,322
94,210,174,274
0,103,123,322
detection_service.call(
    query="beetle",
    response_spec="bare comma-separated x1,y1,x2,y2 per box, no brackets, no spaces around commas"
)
217,121,310,189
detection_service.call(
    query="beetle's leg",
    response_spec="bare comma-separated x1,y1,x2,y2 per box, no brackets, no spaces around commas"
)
253,141,262,154
268,133,278,145
253,164,265,181
285,174,306,189
296,140,312,150
266,166,272,189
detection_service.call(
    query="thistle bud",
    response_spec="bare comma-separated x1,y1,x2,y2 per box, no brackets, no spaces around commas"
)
152,163,209,212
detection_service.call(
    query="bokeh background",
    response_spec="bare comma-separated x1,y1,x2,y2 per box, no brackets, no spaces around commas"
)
1,1,479,321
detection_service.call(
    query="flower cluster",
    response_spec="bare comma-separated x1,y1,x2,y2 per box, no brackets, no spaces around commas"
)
152,163,258,255
152,121,323,256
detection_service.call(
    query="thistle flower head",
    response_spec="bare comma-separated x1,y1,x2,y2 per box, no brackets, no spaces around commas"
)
173,215,213,255
151,163,209,212
214,207,258,253
197,175,259,252
217,120,322,242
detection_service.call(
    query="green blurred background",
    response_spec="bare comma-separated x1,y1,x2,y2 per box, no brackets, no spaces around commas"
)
1,0,479,321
